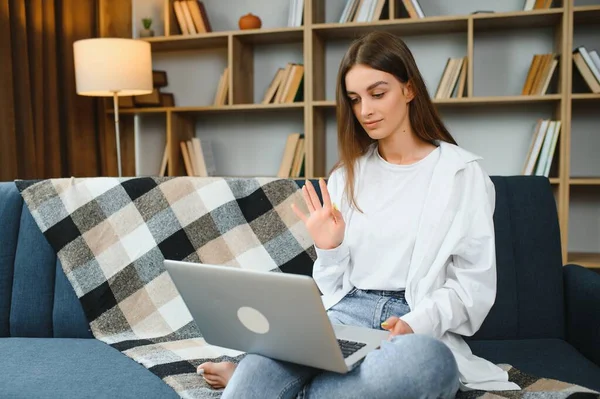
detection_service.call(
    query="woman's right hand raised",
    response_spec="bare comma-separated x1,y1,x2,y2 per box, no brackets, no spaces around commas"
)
291,178,345,250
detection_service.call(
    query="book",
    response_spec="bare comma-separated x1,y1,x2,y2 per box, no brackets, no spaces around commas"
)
173,0,191,35
573,51,600,93
213,67,230,106
435,57,466,99
576,46,600,85
522,119,549,175
262,68,285,104
277,133,301,177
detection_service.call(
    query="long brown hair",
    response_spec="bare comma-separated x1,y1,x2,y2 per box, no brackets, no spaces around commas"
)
333,31,457,211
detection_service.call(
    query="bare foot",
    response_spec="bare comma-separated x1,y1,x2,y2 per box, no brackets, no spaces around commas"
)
197,361,237,389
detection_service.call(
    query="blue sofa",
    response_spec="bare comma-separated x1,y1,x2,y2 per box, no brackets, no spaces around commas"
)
1,176,599,398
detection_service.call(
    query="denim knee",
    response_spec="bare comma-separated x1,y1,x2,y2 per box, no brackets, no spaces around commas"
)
223,354,317,399
222,354,273,396
368,334,459,398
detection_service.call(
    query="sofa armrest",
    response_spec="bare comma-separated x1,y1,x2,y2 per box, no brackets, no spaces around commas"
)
563,264,600,367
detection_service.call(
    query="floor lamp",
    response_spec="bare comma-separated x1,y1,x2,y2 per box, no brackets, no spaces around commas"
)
73,38,153,177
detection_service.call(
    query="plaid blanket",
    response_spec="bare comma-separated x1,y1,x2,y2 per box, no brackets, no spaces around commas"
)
16,176,316,398
15,176,599,399
456,365,598,399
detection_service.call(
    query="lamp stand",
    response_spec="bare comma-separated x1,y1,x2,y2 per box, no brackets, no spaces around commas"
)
112,91,122,177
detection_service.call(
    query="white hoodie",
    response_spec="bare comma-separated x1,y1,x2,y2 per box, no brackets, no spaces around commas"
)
313,141,521,392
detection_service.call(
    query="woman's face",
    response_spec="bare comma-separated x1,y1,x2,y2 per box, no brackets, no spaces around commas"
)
344,64,413,141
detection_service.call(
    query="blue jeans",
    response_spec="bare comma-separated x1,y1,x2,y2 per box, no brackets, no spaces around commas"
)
222,288,460,399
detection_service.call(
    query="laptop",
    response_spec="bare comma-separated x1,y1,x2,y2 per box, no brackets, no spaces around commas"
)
164,259,390,374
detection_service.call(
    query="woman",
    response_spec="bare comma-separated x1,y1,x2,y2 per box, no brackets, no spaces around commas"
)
198,31,521,398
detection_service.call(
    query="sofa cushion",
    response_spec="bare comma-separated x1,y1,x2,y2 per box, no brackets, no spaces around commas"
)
0,338,180,398
469,177,565,341
0,182,91,338
467,338,600,392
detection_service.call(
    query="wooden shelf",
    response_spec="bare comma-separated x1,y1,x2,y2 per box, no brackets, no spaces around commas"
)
233,27,304,45
433,95,561,105
174,103,304,113
312,9,563,39
472,8,564,31
312,95,561,108
117,103,305,114
111,107,170,114
550,178,560,185
570,178,600,186
142,27,304,52
142,32,228,51
568,252,600,268
573,5,600,24
571,93,600,101
313,16,468,39
313,100,335,108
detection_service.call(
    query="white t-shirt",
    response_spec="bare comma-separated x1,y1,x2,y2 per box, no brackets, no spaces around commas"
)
344,144,440,291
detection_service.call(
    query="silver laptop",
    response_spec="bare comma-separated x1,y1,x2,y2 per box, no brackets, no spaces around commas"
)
164,259,389,374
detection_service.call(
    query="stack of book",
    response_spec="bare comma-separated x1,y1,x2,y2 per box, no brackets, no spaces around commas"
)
521,53,558,95
177,138,216,177
434,57,467,99
262,63,304,104
572,46,600,94
338,0,388,23
522,119,562,177
172,0,212,35
277,133,305,178
119,70,174,108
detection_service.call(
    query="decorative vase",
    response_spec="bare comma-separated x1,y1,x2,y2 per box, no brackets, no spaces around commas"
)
238,13,262,30
139,28,154,38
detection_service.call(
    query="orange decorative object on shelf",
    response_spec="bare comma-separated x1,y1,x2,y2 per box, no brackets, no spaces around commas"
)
239,13,262,30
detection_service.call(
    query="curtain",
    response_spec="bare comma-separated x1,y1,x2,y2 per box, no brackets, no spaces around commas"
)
0,0,102,180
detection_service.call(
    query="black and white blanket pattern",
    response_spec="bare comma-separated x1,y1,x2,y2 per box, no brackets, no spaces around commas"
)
16,176,599,399
17,176,316,398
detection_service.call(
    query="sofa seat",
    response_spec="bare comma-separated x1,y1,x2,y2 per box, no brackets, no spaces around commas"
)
468,339,600,392
0,338,180,399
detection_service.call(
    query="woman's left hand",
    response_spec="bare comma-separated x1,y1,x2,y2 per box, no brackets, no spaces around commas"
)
381,316,414,339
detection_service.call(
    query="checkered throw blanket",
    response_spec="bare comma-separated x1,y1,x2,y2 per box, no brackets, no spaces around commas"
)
16,176,316,398
456,365,598,398
15,177,599,399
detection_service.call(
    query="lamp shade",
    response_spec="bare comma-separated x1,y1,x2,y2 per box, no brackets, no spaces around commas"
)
73,38,153,97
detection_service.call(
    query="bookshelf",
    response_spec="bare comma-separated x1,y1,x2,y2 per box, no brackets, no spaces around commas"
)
98,0,600,268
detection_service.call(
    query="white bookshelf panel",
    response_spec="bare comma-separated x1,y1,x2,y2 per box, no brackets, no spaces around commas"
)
324,110,339,175
570,103,600,178
253,43,304,104
473,27,556,97
440,104,557,176
574,0,600,7
324,0,357,24
193,110,305,177
152,49,228,107
135,114,167,176
568,186,600,253
202,0,296,31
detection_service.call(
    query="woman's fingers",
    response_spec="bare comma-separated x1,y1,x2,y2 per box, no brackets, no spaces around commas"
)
305,180,322,211
381,316,399,331
302,185,316,213
291,203,308,222
319,178,332,209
